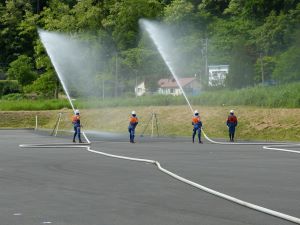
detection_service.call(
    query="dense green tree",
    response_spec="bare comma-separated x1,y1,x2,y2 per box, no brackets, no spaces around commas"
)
0,0,300,96
71,0,103,31
24,72,58,97
0,0,35,64
254,56,276,83
207,12,257,88
273,47,300,83
120,45,169,91
163,0,207,78
30,40,59,98
102,0,164,50
198,0,230,18
252,10,298,55
164,0,194,24
7,55,37,86
225,38,255,88
40,0,75,31
272,31,300,83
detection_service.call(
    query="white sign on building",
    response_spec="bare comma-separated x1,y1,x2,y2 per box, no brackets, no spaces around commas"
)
208,65,229,86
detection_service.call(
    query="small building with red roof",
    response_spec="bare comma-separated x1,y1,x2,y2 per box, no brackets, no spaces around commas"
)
157,77,200,96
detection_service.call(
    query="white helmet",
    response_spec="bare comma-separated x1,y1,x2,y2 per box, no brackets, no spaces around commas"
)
131,111,136,115
230,109,234,114
194,110,199,115
75,109,80,114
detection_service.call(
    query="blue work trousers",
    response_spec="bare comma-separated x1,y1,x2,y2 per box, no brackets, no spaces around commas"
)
128,127,135,143
192,127,202,143
228,125,236,141
73,126,81,142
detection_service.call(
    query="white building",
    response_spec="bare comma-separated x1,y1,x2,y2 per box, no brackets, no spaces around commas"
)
208,65,229,86
135,81,146,96
157,77,200,96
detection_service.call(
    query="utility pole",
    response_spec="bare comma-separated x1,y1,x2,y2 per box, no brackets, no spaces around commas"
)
135,73,138,98
260,52,264,84
205,38,208,79
115,53,118,97
260,32,265,85
201,38,208,80
37,0,40,14
102,79,105,100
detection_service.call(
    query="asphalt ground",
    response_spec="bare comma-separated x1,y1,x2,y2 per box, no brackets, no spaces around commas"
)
0,129,299,225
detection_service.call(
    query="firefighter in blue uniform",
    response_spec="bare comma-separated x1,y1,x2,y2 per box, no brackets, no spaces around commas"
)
128,111,139,143
72,109,83,143
227,109,238,142
192,110,203,143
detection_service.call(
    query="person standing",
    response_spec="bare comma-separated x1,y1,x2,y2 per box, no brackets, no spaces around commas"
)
227,109,238,142
128,111,139,143
192,110,203,143
72,109,83,143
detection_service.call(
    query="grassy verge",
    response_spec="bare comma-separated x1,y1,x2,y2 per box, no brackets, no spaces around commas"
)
0,99,70,111
69,81,300,108
191,82,300,108
1,106,300,142
1,82,300,110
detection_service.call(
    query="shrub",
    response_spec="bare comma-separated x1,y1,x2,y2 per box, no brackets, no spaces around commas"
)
1,93,25,100
0,80,20,96
7,55,37,86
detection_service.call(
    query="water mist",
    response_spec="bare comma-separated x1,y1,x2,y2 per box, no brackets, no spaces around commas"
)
139,19,194,114
38,29,108,142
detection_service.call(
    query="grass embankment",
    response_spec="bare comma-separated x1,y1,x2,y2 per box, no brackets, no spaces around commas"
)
1,106,300,142
0,99,70,111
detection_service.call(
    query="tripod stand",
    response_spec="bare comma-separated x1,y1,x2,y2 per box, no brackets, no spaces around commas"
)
51,112,62,136
140,112,160,137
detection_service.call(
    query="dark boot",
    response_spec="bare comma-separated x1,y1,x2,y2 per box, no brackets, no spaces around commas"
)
198,132,202,144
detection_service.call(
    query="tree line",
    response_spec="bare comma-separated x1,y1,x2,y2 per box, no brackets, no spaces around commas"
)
0,0,299,98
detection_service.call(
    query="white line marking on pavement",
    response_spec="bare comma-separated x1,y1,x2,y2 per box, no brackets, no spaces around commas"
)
263,145,300,154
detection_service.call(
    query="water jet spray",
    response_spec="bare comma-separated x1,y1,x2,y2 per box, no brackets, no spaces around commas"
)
38,29,109,143
139,19,194,114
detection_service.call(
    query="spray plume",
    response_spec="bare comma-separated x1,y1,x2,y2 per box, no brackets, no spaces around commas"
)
139,19,195,113
38,29,108,110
